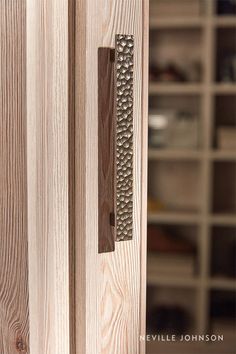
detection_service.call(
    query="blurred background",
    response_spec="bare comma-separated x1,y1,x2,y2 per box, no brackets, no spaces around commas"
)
146,0,236,353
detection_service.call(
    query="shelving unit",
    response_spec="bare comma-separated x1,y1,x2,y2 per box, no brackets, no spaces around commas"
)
149,83,236,95
149,148,236,161
149,83,204,95
148,148,203,160
148,211,201,224
147,1,236,353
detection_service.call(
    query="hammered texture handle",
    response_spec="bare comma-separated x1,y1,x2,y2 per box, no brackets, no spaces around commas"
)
115,34,134,242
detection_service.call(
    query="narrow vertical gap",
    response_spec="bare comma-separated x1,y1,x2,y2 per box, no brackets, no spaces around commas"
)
139,0,149,353
68,0,76,352
70,0,87,353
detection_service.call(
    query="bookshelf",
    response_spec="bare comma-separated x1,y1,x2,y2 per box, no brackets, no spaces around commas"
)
147,1,236,353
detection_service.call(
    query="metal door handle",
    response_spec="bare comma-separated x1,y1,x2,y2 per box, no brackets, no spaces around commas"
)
98,34,134,253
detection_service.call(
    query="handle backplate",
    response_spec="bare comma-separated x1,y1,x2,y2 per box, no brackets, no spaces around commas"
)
98,34,134,253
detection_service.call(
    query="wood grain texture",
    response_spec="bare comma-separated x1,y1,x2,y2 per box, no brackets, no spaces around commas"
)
26,1,70,353
98,48,115,253
0,1,29,353
75,0,148,353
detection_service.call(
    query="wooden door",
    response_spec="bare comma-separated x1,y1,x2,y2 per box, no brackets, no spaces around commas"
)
1,1,148,353
74,1,149,353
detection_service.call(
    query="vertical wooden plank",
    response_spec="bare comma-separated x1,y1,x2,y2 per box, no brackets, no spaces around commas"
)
0,1,29,353
75,0,86,353
75,0,148,353
26,1,70,353
198,0,215,334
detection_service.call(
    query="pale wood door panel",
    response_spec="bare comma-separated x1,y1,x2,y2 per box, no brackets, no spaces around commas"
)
26,0,71,354
75,1,148,353
0,1,29,353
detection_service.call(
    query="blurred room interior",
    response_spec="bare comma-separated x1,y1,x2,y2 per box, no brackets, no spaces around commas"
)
146,0,236,353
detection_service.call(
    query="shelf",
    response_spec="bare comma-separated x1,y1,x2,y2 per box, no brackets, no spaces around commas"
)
148,213,236,226
149,16,236,30
148,149,236,161
148,149,202,160
210,151,236,161
214,16,236,28
148,212,200,224
147,274,199,288
147,274,236,291
212,84,236,94
146,336,236,354
149,83,236,95
148,148,236,161
149,83,203,95
148,274,236,290
150,17,205,29
211,320,236,338
210,214,236,226
209,278,236,291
